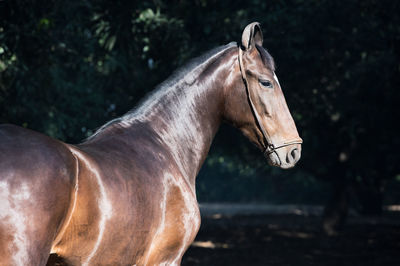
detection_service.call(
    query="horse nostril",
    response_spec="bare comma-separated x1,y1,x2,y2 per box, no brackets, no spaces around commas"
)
286,148,299,164
291,148,298,160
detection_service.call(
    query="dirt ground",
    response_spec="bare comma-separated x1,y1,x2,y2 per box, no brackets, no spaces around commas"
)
182,213,400,266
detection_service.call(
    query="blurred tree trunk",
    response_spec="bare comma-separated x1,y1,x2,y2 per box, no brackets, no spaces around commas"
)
322,172,385,236
322,178,349,236
356,176,384,216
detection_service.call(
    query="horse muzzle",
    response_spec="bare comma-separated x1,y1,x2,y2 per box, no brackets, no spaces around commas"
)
264,139,302,169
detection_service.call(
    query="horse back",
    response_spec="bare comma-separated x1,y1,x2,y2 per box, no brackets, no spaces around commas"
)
0,124,78,265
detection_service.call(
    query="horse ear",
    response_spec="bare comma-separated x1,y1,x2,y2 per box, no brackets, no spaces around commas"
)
241,22,263,51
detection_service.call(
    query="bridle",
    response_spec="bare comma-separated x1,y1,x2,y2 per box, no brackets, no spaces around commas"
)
238,46,303,157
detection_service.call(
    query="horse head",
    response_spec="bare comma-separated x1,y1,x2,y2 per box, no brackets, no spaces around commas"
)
224,22,302,169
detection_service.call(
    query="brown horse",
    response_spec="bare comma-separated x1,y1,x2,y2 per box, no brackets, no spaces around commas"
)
0,23,302,265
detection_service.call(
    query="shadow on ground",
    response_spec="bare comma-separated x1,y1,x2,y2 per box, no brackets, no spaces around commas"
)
182,212,400,266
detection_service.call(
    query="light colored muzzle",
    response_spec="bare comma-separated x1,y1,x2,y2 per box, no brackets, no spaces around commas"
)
266,143,302,169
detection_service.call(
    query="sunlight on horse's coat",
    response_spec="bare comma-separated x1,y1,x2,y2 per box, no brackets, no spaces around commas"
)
0,23,301,265
0,181,30,265
72,150,113,266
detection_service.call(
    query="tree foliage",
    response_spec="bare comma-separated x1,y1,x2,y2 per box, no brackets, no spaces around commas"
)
1,0,399,207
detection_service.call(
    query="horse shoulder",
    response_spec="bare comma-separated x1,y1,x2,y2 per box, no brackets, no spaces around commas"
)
0,124,78,265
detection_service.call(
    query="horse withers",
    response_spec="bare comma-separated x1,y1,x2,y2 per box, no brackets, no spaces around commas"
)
0,22,302,265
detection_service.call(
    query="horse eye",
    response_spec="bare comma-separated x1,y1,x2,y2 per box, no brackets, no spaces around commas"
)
259,79,273,88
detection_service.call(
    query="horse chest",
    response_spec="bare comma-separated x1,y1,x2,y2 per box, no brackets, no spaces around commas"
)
53,172,201,265
131,173,201,265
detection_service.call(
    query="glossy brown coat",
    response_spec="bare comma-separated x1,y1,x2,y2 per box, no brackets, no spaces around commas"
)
0,23,301,265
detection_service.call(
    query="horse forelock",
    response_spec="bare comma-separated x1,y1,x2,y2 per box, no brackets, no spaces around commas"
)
255,44,275,72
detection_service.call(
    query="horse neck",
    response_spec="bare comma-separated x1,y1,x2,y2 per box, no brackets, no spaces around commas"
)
84,45,238,191
136,49,236,189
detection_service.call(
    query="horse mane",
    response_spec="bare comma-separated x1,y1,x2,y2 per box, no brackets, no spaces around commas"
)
86,42,238,141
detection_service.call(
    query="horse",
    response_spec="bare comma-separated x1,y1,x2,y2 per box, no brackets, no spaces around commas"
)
0,22,302,265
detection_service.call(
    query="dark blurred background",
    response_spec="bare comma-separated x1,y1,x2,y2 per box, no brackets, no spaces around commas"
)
1,1,400,261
